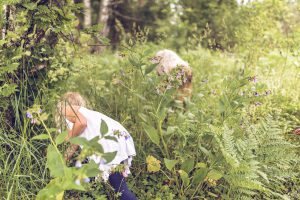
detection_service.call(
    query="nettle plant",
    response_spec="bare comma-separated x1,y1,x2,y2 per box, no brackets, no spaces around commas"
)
27,106,117,200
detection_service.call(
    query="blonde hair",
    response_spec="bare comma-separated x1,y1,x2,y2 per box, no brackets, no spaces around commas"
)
55,92,87,129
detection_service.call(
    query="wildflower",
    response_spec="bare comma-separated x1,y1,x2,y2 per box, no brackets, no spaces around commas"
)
156,87,160,94
168,76,174,82
120,69,125,76
265,90,271,96
75,160,82,168
166,84,172,90
254,92,259,97
253,76,258,83
146,155,161,173
83,177,90,183
31,119,37,124
255,102,262,106
112,78,121,85
26,111,33,119
75,179,81,185
38,109,42,114
248,76,258,83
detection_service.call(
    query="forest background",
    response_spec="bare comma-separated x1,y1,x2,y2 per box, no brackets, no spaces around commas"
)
1,0,300,199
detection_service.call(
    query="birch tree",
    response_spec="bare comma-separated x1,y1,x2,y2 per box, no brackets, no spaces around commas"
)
2,5,10,40
83,0,92,28
98,0,111,37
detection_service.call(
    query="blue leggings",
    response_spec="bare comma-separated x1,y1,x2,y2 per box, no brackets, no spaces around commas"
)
108,173,137,200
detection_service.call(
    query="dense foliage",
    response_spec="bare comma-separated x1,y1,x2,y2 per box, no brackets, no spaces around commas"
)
1,0,300,200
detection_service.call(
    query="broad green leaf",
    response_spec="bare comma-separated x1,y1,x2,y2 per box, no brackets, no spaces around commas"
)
70,136,90,146
36,178,63,200
143,48,152,56
166,126,176,135
0,83,17,97
102,151,117,164
207,169,223,181
104,135,118,142
31,134,50,140
164,158,178,171
100,119,109,136
84,161,101,177
46,145,65,177
146,155,161,173
61,179,85,191
192,168,208,185
145,63,157,75
142,123,160,146
55,132,68,145
89,136,104,153
56,191,64,200
178,170,190,187
195,162,207,168
23,2,37,10
181,158,195,173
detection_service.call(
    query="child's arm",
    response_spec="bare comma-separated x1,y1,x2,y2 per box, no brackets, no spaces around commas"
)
65,105,87,141
63,105,87,161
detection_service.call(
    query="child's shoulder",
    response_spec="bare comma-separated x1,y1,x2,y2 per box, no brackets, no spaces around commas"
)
79,107,120,124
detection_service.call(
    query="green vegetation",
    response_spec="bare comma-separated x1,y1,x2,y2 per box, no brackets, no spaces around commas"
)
1,0,300,199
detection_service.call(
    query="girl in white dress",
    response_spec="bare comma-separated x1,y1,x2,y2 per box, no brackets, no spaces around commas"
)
56,92,137,200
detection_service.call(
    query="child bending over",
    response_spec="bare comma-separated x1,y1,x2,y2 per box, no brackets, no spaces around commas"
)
56,92,137,200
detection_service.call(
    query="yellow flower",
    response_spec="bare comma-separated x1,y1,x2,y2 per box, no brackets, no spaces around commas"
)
146,155,161,173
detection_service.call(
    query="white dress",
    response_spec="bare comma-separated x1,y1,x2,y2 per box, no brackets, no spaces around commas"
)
66,106,136,181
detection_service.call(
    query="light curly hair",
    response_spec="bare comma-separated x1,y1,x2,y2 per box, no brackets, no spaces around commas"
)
55,92,87,129
151,49,193,102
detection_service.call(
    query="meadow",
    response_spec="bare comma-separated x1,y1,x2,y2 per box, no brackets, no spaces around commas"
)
1,0,300,199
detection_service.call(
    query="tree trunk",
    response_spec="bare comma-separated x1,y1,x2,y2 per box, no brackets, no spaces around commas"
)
2,5,10,40
98,0,111,37
83,0,92,28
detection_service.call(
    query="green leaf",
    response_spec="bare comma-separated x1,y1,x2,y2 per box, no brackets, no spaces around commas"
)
89,136,104,153
142,123,160,146
138,113,148,122
23,2,37,10
46,145,65,177
61,179,85,191
70,136,90,146
31,134,50,140
104,135,118,142
181,158,195,173
195,162,207,168
55,131,67,145
0,83,17,97
166,126,176,135
84,161,101,177
100,119,109,136
192,168,208,185
145,63,157,75
102,151,117,164
36,178,64,200
164,158,178,171
207,169,223,181
178,170,190,187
